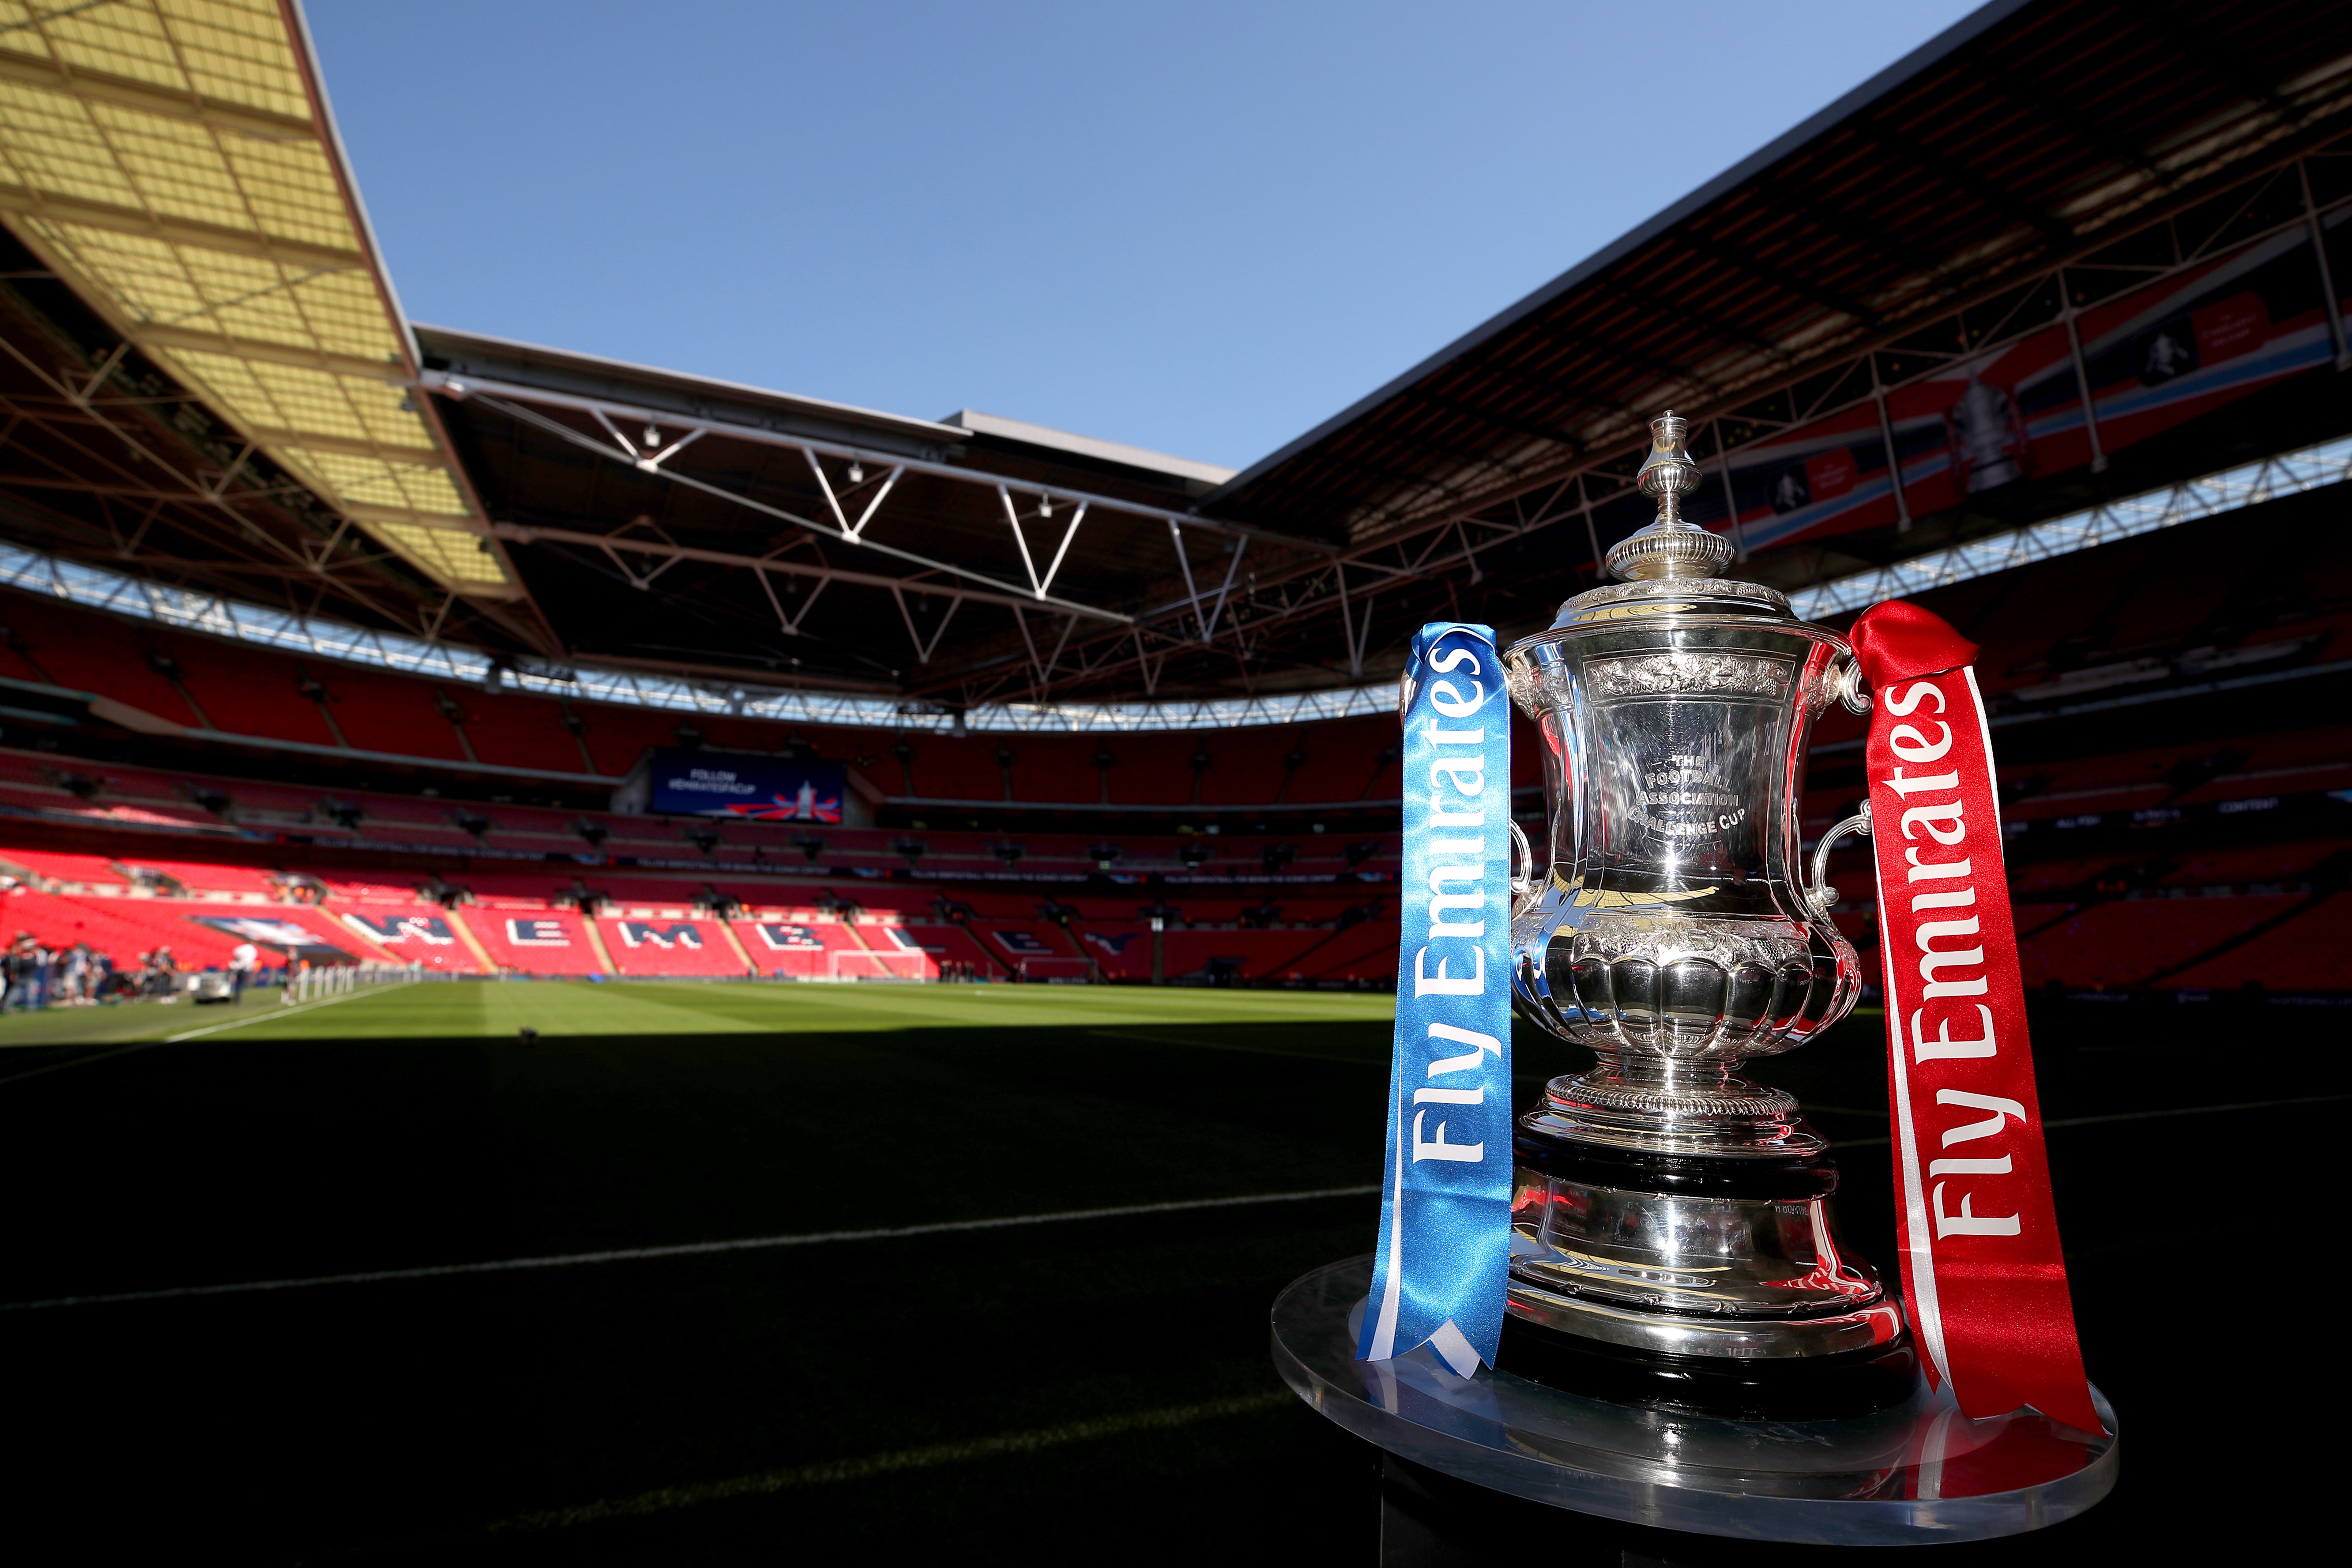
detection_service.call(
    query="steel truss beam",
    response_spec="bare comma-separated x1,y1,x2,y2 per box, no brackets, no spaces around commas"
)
474,391,1131,624
438,379,1371,670
0,324,569,657
945,142,2352,705
427,368,1328,551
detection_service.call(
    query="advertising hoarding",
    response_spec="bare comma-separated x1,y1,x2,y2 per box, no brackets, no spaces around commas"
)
641,749,847,823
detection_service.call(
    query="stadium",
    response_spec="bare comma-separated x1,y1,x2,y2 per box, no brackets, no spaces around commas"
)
0,0,2344,1558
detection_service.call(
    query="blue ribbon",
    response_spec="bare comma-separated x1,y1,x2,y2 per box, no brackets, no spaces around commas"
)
1358,623,1513,1377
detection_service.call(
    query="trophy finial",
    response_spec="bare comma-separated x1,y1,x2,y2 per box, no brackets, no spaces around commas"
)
1606,411,1735,582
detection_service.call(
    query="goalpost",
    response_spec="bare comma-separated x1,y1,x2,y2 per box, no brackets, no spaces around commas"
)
826,949,933,982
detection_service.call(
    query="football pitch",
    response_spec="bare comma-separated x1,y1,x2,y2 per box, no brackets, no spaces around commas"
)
0,982,2329,1560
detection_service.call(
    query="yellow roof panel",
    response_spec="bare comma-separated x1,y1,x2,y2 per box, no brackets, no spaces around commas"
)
0,0,515,599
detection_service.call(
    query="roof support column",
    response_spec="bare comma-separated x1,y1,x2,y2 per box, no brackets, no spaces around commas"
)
2298,157,2351,371
1166,519,1208,641
1708,419,1750,557
2058,269,2109,474
1577,474,1603,575
1867,359,1912,533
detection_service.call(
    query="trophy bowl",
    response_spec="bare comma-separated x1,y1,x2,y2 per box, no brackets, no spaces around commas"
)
1495,413,1907,1418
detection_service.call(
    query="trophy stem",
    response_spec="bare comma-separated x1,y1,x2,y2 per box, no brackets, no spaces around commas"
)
1532,1053,1821,1158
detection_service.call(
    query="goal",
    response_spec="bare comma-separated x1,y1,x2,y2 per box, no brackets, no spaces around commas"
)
827,949,933,981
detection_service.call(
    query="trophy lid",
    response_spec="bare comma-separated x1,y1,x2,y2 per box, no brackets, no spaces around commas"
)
1543,411,1795,630
1608,413,1734,582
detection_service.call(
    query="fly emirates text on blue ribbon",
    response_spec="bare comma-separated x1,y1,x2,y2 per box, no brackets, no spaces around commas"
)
1358,623,1513,1377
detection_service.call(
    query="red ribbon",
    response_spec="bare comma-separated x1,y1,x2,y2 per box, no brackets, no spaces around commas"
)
1849,601,2105,1436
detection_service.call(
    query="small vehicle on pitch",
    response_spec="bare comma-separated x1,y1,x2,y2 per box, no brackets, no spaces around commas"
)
185,970,236,1004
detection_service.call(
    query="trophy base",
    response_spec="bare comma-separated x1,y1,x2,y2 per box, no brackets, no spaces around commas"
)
1506,1092,1906,1406
1497,1308,1917,1421
1274,1256,2119,1545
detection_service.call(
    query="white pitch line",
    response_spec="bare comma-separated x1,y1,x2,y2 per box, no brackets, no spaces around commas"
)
0,984,414,1087
164,982,407,1043
488,1391,1293,1533
0,1184,1382,1312
25,1095,2341,1316
1831,1091,2348,1149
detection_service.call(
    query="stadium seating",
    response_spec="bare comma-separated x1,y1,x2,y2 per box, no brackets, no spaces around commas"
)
2160,893,2349,991
2,487,2345,1000
596,915,749,977
0,848,130,886
470,908,604,976
448,689,598,775
150,631,339,747
0,593,203,724
323,905,486,973
4,888,246,970
2016,895,2303,991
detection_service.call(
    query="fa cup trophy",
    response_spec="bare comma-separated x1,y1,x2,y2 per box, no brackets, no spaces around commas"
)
1500,413,1909,1418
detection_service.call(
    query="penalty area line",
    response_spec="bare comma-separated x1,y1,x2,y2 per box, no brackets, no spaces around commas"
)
0,1184,1381,1312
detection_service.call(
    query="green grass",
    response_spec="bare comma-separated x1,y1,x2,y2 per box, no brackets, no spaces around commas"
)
0,977,1399,1049
0,985,2318,1560
1,983,1428,1562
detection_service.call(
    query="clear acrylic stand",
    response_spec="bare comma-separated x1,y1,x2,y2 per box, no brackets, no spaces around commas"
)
1274,1256,2117,1546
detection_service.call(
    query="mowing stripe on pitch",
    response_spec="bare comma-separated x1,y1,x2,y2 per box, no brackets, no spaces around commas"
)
486,1391,1291,1533
164,982,412,1043
0,1184,1382,1311
0,986,412,1087
19,1094,2342,1314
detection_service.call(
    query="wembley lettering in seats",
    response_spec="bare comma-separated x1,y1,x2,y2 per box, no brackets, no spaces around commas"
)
752,923,826,951
506,919,572,948
342,912,456,946
186,915,353,963
616,921,703,950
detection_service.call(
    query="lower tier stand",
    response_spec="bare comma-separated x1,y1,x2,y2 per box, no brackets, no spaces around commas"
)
1274,1256,2117,1549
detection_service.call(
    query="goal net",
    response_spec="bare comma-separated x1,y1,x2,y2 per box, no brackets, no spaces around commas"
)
827,948,934,981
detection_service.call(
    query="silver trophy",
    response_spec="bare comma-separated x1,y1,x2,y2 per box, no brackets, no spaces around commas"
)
1500,413,1908,1416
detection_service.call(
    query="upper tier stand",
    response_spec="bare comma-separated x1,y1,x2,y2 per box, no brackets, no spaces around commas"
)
1273,1257,2116,1546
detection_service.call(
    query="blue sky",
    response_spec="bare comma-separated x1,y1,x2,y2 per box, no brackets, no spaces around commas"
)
309,1,1984,472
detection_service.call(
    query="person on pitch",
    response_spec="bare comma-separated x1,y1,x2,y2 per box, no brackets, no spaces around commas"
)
230,939,259,1005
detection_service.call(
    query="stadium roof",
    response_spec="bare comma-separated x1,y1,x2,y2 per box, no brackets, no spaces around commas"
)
5,0,2352,722
0,0,527,607
1205,0,2352,541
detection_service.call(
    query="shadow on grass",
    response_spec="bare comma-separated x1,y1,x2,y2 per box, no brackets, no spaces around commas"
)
0,1003,2302,1560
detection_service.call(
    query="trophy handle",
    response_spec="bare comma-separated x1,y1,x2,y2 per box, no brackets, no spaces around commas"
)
1509,820,1542,917
1806,803,1872,914
1829,654,1873,714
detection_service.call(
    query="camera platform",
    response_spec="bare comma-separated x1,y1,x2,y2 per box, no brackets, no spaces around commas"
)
1273,1256,2116,1548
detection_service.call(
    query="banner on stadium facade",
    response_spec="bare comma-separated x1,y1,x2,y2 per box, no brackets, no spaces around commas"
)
185,914,354,964
1718,223,2338,556
340,911,457,948
638,748,847,823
